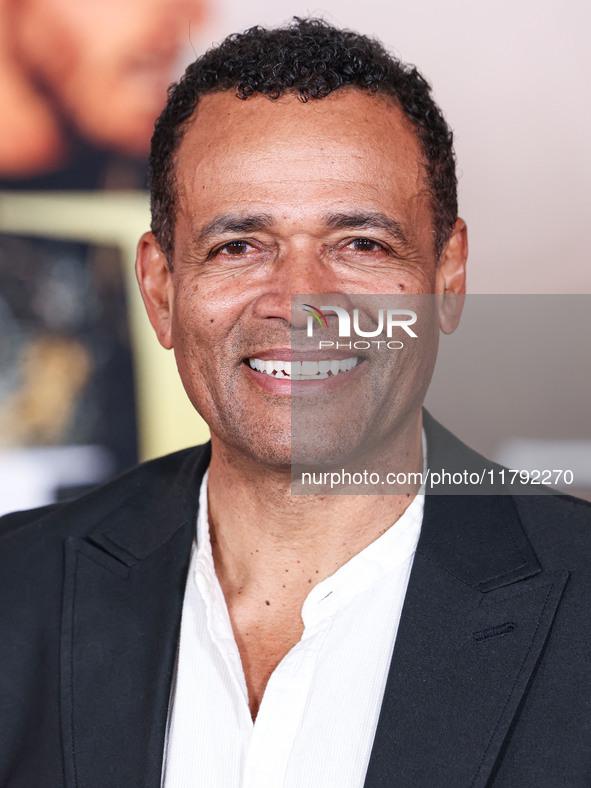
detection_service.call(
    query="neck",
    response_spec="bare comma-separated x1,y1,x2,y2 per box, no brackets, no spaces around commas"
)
207,414,423,600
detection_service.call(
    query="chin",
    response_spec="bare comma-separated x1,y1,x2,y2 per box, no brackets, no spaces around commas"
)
241,441,293,471
217,421,293,470
291,432,374,469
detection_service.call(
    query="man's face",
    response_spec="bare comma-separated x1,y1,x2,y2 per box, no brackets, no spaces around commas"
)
11,0,206,155
137,89,466,467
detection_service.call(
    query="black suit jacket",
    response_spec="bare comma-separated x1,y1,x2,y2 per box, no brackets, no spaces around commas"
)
1,413,591,787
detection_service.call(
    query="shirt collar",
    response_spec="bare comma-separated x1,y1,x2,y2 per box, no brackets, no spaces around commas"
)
194,432,425,628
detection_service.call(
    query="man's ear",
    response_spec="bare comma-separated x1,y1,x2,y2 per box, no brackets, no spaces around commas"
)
135,232,174,349
435,217,468,335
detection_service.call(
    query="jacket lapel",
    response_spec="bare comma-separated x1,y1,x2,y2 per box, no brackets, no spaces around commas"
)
364,417,569,787
60,444,210,788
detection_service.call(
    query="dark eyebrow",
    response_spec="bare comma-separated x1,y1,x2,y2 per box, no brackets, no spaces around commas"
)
196,213,274,245
323,211,409,247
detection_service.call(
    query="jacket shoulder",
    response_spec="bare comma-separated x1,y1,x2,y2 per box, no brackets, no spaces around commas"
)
0,443,210,545
513,493,591,570
423,410,591,565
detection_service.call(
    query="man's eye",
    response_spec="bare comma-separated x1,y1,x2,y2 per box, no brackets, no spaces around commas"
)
348,238,382,252
219,240,251,255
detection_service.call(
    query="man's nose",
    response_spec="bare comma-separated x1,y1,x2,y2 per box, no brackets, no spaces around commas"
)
252,252,343,329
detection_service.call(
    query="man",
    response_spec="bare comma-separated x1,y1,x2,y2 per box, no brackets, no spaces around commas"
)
1,18,591,788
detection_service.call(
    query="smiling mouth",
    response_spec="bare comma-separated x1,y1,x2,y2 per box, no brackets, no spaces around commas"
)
247,357,360,380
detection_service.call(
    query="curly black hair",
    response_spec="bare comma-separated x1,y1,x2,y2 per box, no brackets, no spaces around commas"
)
150,17,457,262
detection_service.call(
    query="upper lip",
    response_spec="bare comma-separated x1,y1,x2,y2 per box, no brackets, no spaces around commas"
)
243,348,367,362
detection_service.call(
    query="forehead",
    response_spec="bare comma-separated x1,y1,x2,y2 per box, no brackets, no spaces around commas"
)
174,89,429,233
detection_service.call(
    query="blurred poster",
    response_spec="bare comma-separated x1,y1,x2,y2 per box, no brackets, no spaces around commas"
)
0,0,206,514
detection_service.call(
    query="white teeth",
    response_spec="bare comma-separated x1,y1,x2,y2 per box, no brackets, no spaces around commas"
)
247,357,359,380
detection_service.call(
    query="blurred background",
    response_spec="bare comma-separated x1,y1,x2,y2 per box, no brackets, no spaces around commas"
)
0,0,589,513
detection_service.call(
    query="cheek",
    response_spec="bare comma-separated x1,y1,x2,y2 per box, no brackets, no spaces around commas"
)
396,268,437,294
171,303,207,359
169,306,218,421
348,267,437,296
169,284,237,382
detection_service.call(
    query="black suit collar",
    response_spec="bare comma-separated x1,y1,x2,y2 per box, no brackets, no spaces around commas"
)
59,444,209,788
82,410,539,584
421,411,541,591
87,441,211,564
364,412,568,787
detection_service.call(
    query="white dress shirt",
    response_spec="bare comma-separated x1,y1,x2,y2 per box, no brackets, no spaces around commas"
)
162,470,424,787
